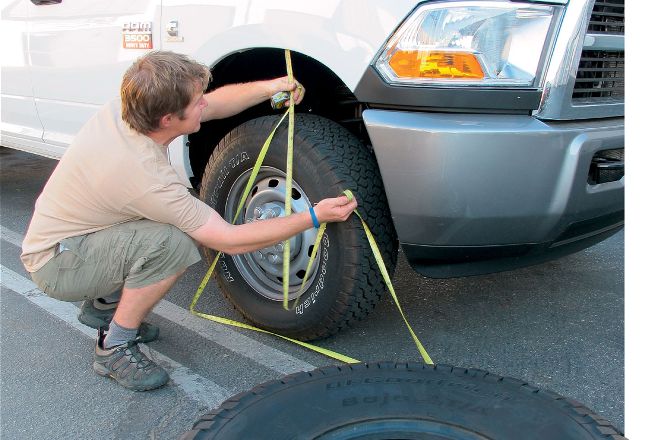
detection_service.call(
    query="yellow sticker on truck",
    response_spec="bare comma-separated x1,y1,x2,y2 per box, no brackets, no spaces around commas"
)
122,22,153,49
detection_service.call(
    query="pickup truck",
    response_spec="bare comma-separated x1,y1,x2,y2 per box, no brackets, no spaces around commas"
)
1,0,624,340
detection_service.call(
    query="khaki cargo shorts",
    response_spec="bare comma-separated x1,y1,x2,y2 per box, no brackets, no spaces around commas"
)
31,219,201,302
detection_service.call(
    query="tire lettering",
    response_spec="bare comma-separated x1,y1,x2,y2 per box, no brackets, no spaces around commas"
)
342,397,358,406
329,378,513,402
341,394,488,414
218,252,234,282
296,233,329,315
217,152,250,191
229,152,249,169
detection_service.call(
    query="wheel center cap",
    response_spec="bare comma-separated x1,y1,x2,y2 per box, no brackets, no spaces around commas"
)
246,201,301,270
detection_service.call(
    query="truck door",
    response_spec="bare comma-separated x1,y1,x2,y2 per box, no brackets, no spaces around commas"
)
26,0,161,149
1,1,44,154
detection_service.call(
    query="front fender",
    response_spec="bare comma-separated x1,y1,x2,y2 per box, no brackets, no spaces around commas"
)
160,0,416,91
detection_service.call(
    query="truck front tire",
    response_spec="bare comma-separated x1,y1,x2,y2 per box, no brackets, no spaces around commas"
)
199,114,397,341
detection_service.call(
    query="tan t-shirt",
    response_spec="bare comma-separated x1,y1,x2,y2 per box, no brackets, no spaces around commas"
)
21,98,214,272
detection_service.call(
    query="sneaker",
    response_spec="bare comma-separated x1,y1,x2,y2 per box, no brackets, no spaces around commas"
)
78,299,159,343
93,328,169,391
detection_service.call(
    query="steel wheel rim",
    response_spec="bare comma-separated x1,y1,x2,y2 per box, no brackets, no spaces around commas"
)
225,166,321,301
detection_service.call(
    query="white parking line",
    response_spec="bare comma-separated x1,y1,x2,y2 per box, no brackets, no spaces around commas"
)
1,264,233,409
1,226,315,373
1,225,24,247
153,300,315,374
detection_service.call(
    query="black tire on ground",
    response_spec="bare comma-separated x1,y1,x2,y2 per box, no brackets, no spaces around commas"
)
181,362,625,440
199,114,397,341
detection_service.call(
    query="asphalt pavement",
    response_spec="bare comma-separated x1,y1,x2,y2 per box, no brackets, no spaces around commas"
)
0,146,624,438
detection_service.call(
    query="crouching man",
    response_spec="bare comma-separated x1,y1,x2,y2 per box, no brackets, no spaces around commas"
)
21,51,356,391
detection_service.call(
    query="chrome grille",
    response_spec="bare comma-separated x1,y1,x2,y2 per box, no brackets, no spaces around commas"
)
572,50,624,101
536,0,625,119
572,1,624,103
588,0,624,35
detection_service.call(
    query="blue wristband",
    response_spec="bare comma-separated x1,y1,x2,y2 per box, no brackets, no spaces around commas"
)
309,206,320,228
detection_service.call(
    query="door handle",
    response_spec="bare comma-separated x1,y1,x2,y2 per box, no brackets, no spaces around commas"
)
30,0,62,5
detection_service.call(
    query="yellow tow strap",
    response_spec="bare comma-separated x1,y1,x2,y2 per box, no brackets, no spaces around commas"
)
282,49,295,310
190,142,359,364
190,49,433,365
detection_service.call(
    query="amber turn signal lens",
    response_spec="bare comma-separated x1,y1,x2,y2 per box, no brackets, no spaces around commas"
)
389,50,484,80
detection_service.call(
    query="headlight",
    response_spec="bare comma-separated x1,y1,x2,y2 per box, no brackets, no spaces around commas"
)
374,1,562,87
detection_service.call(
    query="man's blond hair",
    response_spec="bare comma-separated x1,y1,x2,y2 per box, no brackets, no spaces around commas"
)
121,51,211,134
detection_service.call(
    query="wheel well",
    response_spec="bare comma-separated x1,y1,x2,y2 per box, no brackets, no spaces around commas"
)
187,48,369,189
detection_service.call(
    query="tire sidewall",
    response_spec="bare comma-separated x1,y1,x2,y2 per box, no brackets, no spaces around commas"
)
201,116,362,336
186,363,618,440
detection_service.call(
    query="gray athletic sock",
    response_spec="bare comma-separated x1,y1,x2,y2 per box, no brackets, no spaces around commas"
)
104,320,138,349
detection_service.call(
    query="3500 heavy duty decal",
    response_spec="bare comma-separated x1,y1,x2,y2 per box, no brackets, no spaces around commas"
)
122,22,152,49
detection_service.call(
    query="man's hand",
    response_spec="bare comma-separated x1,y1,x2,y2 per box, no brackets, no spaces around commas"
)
191,194,357,255
313,195,358,224
267,76,306,106
202,76,307,122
